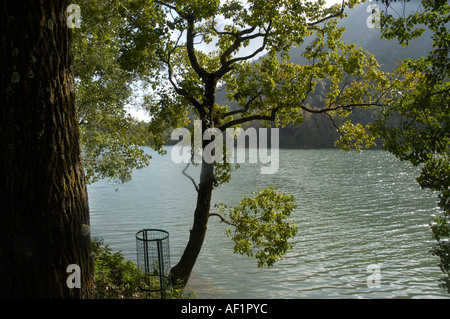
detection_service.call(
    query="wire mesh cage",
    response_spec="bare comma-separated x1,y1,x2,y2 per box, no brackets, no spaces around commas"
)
135,229,171,298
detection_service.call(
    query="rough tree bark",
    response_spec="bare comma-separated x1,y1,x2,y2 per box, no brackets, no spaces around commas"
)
0,0,95,298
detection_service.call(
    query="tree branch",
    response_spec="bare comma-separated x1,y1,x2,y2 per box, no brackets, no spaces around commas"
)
324,111,345,139
208,213,236,226
214,25,257,38
186,17,210,80
155,0,185,17
307,0,345,26
216,22,272,78
227,23,272,65
156,30,205,116
218,106,279,131
221,91,262,118
182,162,199,192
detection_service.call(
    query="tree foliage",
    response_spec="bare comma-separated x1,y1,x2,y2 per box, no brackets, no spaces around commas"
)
91,238,142,299
140,0,392,153
215,186,298,267
74,0,158,183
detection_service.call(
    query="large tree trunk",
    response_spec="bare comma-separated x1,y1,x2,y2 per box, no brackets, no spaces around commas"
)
0,0,95,298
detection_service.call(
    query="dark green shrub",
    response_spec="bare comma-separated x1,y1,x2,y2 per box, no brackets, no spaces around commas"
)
91,237,195,299
91,237,142,299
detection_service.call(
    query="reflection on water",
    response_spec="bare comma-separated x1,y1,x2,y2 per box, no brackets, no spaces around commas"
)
88,148,448,298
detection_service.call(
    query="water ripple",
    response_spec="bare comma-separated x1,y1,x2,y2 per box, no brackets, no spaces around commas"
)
88,148,448,298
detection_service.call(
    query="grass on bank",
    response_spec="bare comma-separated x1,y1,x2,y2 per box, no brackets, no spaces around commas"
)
91,237,195,299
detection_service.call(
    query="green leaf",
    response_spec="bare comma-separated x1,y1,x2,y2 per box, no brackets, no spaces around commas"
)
216,186,298,267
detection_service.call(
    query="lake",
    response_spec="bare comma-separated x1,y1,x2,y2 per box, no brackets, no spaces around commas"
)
87,147,449,298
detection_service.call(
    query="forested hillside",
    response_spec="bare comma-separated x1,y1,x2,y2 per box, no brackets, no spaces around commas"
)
216,2,433,149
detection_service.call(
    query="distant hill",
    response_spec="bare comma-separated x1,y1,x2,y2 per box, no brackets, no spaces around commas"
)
216,1,434,149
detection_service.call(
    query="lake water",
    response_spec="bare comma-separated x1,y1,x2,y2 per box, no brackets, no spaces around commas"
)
87,147,449,298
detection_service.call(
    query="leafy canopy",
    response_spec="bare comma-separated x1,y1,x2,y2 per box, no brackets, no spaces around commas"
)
74,0,397,181
74,0,163,183
128,0,392,155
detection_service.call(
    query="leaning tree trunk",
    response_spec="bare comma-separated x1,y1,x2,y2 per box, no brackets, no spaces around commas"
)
0,0,95,298
170,144,216,288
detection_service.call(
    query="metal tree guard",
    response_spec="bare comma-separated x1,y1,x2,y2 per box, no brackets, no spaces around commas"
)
136,229,171,298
